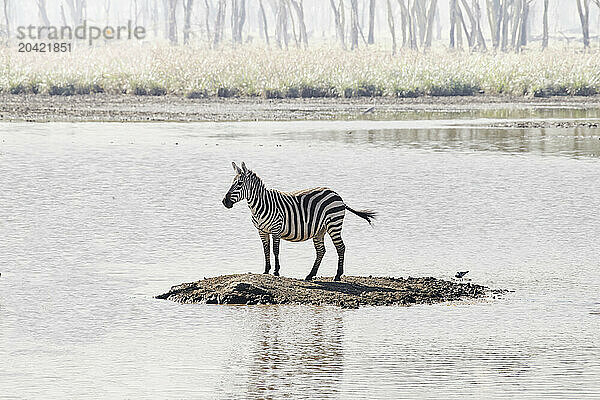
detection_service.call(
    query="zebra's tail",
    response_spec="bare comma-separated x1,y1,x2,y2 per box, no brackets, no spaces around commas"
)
345,205,377,226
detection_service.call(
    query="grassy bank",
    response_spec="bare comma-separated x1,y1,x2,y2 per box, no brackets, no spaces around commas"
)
2,44,599,98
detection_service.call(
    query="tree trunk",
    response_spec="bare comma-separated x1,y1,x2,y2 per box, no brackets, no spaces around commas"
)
500,0,509,51
576,0,590,48
204,0,211,42
60,3,68,25
414,0,426,46
517,0,528,50
287,0,300,47
329,0,346,49
3,0,10,42
65,0,85,25
454,2,470,48
510,0,521,49
213,0,226,47
275,0,289,49
398,0,408,47
290,0,308,47
350,0,359,49
183,0,193,44
258,0,269,45
231,0,237,42
450,0,457,48
37,0,51,26
485,0,502,49
167,0,178,44
231,0,245,44
459,0,476,48
367,0,375,44
472,0,486,50
386,0,397,54
424,0,437,47
541,0,548,49
408,0,418,49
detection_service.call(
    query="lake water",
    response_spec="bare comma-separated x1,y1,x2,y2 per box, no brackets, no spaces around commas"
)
1,112,599,399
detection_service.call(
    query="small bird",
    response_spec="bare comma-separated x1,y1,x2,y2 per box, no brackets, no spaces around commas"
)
455,271,469,280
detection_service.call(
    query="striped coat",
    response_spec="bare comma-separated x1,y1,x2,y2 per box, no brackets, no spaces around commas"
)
223,162,375,281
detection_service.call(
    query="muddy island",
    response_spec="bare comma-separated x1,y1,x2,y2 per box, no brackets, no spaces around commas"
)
156,273,497,309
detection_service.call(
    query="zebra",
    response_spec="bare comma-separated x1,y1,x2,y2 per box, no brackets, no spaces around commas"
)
222,162,376,281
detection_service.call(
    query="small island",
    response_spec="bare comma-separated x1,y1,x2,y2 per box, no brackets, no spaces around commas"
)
156,273,497,309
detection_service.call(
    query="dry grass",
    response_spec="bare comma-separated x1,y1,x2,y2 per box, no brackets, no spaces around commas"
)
2,44,599,98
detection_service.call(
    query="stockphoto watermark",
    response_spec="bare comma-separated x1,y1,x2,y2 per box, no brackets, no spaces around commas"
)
15,20,146,47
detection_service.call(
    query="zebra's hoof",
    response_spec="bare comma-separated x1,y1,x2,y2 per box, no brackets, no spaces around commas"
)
305,275,314,281
334,276,342,282
273,271,280,277
263,270,270,275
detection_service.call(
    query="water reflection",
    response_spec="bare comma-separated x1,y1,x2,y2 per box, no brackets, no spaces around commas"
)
356,105,600,122
295,127,600,158
245,307,344,398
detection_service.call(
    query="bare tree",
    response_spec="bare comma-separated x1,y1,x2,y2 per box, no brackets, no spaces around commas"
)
501,0,531,51
367,0,375,44
286,0,299,47
231,0,245,44
386,0,397,54
487,0,523,51
166,0,178,44
542,0,548,49
183,0,193,44
65,0,85,25
398,0,409,47
576,0,590,48
509,0,521,48
350,0,359,49
450,0,457,48
329,0,346,49
413,0,425,45
517,0,529,50
60,3,68,25
274,0,289,49
204,0,211,42
37,0,51,26
459,0,486,50
290,0,308,47
424,0,437,47
213,0,226,47
408,0,417,49
2,0,10,42
473,0,487,50
258,0,269,44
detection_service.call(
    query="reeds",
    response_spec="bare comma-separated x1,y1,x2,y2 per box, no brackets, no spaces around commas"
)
2,44,599,98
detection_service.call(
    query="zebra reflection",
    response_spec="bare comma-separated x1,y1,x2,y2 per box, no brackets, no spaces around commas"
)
222,162,375,281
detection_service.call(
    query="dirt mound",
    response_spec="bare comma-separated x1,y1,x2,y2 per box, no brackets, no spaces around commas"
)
156,274,495,309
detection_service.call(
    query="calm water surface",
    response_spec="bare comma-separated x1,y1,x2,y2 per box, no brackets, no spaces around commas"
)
1,115,599,399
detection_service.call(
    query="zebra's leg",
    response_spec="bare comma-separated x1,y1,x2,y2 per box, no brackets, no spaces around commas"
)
272,235,281,276
329,227,345,281
259,230,271,274
305,234,326,281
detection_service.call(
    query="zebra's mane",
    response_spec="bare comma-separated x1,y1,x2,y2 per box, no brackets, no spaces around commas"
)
246,170,265,186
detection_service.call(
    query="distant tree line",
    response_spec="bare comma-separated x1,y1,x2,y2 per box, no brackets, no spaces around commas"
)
1,0,600,51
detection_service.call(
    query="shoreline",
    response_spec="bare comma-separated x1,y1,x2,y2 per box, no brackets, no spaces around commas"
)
2,94,600,123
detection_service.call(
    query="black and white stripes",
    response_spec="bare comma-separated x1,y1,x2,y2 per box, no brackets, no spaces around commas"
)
223,162,376,281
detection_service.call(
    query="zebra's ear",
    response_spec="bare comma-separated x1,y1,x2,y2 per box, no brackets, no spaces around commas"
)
241,162,248,174
232,162,241,173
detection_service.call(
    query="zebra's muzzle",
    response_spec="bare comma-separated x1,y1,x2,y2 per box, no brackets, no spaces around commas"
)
222,197,234,209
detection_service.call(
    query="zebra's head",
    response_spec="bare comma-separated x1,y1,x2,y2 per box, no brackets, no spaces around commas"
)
222,161,249,209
